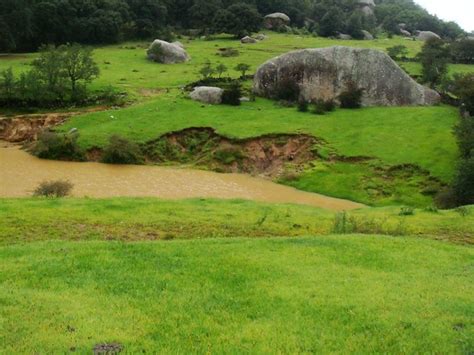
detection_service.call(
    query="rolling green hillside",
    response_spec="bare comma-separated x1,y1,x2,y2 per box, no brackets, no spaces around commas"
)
1,33,473,206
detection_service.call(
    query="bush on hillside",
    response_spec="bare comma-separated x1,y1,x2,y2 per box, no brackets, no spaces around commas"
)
338,81,364,109
297,100,309,112
32,131,85,161
33,180,73,198
101,135,144,164
221,81,242,106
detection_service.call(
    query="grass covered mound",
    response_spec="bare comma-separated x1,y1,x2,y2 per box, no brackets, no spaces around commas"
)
0,235,472,353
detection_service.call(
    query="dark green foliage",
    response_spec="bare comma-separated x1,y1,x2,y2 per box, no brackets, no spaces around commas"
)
221,81,242,106
399,207,415,216
387,45,409,61
212,3,261,38
419,38,450,88
102,135,144,164
338,82,364,109
312,99,336,115
297,100,309,112
234,63,251,78
32,132,85,161
33,180,74,198
0,44,103,108
0,0,466,52
450,39,474,64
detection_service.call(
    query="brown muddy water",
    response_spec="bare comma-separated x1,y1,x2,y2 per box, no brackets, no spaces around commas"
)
0,144,363,210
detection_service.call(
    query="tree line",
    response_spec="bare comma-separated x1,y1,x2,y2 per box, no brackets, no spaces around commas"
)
0,0,467,52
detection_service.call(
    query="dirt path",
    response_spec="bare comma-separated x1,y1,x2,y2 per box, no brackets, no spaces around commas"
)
0,145,364,211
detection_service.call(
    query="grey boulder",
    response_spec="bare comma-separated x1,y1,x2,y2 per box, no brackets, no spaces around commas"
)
361,30,374,40
416,31,441,41
190,87,224,104
253,46,440,106
147,39,189,64
264,13,290,30
241,36,258,44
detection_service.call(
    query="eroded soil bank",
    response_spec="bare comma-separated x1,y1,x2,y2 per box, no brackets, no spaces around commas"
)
0,145,364,210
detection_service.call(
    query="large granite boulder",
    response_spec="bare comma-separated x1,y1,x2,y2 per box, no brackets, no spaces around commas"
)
264,13,290,30
190,87,224,104
253,46,440,106
147,39,189,64
416,31,441,41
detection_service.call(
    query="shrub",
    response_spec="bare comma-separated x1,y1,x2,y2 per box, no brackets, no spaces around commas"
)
399,207,415,216
297,100,309,112
312,99,336,115
221,81,242,106
339,81,364,109
32,131,84,161
33,180,73,198
101,135,144,164
214,148,245,165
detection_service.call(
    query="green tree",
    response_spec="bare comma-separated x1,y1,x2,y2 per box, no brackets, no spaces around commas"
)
346,12,364,40
60,44,100,101
212,3,261,38
418,38,450,88
32,45,67,98
319,7,345,37
216,63,228,78
0,67,16,99
199,61,216,79
387,45,409,61
234,63,251,78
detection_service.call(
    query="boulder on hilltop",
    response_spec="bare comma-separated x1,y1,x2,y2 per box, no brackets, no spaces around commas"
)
253,46,440,107
264,13,290,30
416,31,441,41
147,39,189,64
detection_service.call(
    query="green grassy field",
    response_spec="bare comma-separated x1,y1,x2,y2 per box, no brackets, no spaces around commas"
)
1,198,473,244
1,234,473,353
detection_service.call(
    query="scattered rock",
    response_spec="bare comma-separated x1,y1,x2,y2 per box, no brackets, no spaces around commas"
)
361,30,374,40
240,97,250,102
400,29,412,37
189,86,224,104
146,39,190,64
338,33,352,40
93,343,123,354
264,13,291,30
415,31,441,41
241,36,257,44
253,46,440,106
255,34,268,41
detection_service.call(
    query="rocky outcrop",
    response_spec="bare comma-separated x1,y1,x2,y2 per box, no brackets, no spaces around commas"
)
400,29,412,37
356,0,375,16
264,13,290,30
338,34,352,40
416,31,441,41
241,36,258,44
361,30,374,40
253,46,440,106
190,87,224,104
147,39,190,64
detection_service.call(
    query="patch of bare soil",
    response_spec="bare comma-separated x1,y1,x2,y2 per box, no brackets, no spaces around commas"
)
142,127,319,177
0,107,107,142
93,343,123,354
